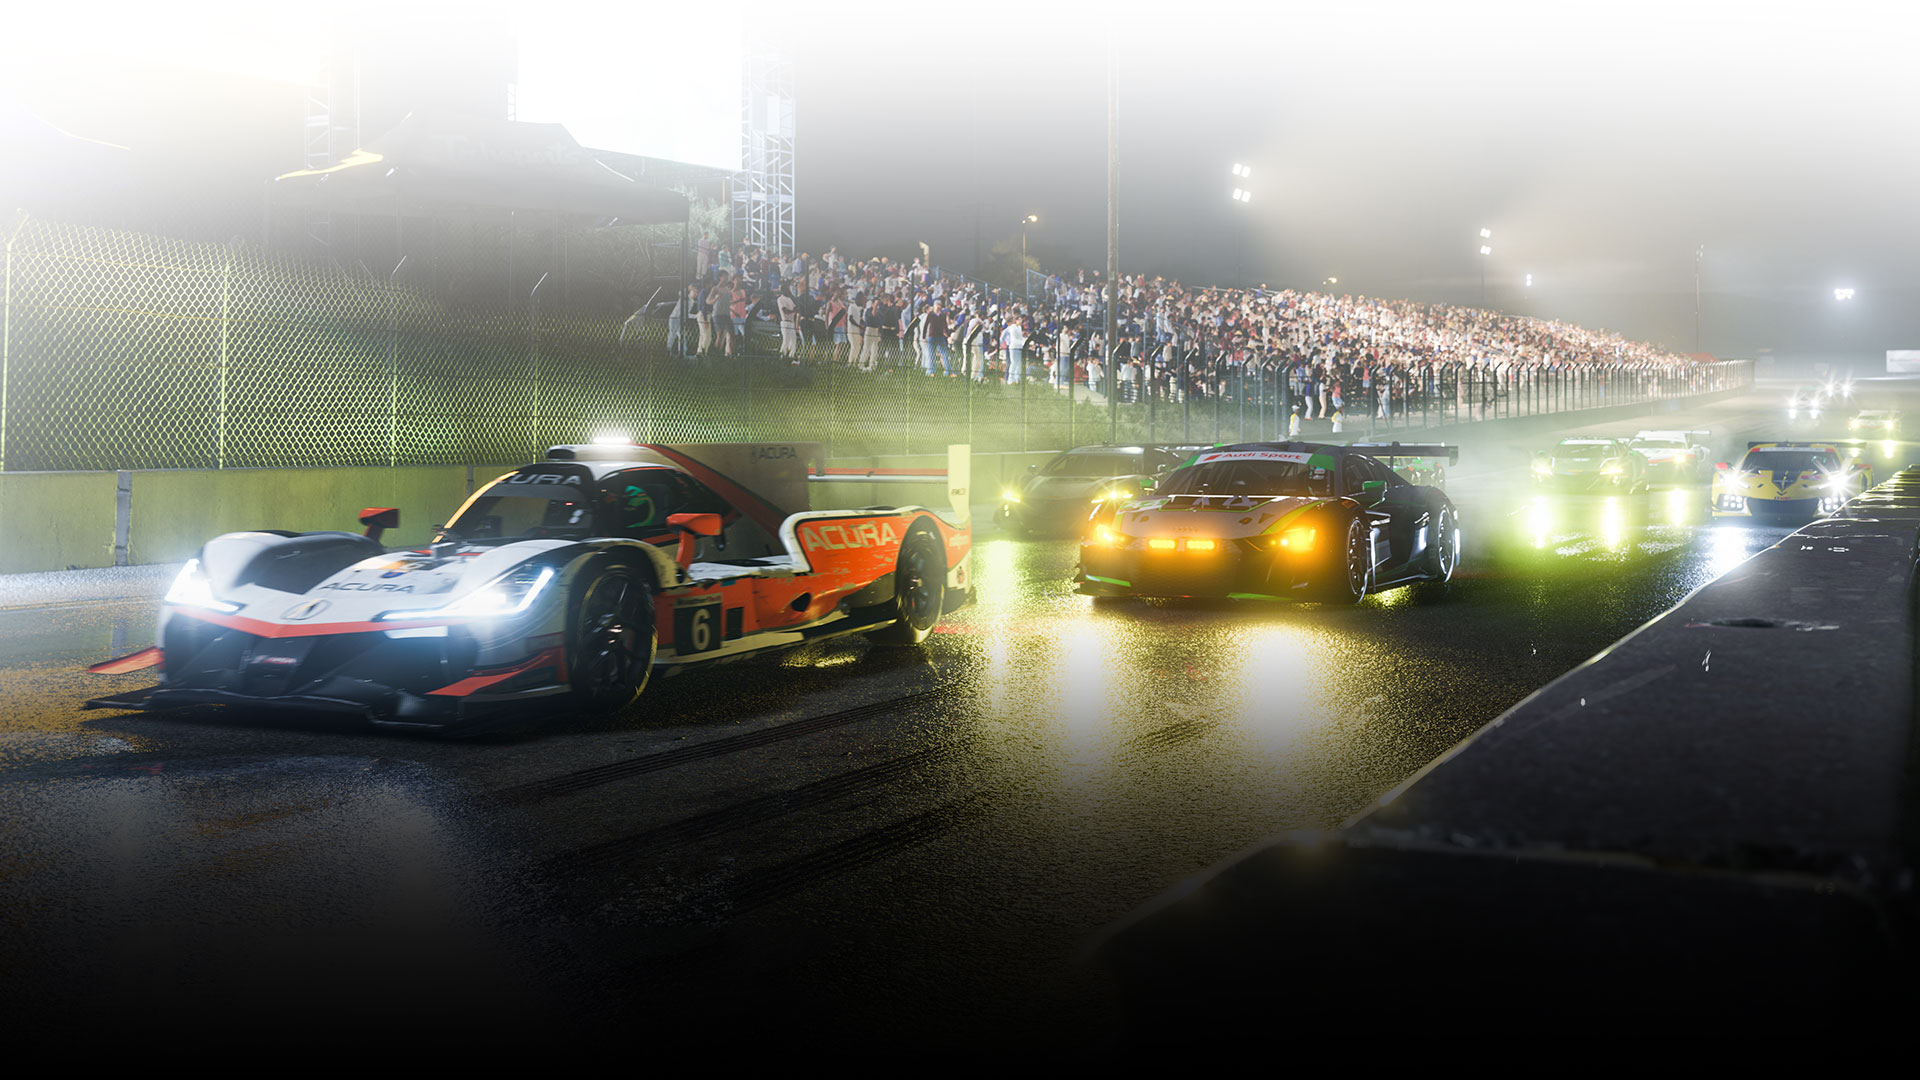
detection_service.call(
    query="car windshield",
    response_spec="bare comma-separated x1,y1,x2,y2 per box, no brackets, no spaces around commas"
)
1042,453,1141,477
1742,451,1838,473
443,487,596,542
1158,458,1319,497
1555,440,1612,453
1633,437,1685,448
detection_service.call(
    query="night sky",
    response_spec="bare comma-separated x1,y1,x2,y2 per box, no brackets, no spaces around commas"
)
4,0,1915,362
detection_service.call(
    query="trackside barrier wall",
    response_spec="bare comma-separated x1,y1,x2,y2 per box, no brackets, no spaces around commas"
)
1094,468,1920,1019
0,471,118,573
0,464,516,573
0,383,1759,574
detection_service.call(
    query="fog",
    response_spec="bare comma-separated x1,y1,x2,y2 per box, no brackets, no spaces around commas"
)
3,0,1915,361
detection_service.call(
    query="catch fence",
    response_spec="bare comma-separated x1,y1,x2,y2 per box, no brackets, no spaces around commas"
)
0,213,1753,472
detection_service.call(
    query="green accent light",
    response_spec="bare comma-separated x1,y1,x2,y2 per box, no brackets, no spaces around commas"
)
1087,575,1132,587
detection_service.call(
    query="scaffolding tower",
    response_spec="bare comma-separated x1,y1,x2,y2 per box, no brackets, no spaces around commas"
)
299,46,360,250
730,40,794,257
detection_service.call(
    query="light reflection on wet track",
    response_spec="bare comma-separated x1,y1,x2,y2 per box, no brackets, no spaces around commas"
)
0,387,1913,1050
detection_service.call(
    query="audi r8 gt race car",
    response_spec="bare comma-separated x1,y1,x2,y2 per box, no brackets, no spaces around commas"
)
86,442,973,731
1711,441,1870,519
1530,437,1649,493
1627,429,1711,483
997,443,1207,535
1074,441,1461,604
1848,409,1902,434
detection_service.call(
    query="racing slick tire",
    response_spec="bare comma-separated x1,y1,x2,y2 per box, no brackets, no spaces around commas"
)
1311,511,1372,605
566,561,657,715
867,524,945,645
1427,504,1459,583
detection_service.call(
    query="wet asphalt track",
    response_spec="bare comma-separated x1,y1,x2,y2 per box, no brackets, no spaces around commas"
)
1,382,1911,1055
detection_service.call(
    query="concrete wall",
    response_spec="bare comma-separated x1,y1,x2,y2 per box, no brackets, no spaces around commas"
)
0,471,119,573
0,464,515,573
0,387,1744,574
128,465,519,564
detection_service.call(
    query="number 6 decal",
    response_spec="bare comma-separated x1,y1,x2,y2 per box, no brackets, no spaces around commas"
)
673,595,722,655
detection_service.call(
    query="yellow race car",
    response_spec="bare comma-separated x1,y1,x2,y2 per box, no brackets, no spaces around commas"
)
1710,441,1870,518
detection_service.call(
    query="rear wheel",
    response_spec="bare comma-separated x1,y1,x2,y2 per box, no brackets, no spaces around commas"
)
868,526,945,645
1428,505,1459,582
566,563,656,715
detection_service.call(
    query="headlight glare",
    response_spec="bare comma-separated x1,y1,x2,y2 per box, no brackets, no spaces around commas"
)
165,558,241,614
379,564,554,621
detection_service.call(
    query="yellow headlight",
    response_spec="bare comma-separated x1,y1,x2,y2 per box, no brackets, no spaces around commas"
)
1089,524,1119,547
1185,538,1217,552
1276,526,1317,552
1147,538,1178,551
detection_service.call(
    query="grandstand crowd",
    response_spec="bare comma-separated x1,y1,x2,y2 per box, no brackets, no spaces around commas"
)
665,237,1725,420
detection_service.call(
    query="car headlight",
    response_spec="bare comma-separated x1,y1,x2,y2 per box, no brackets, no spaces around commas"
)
379,564,555,621
1002,488,1021,504
1600,462,1623,476
1532,460,1553,476
165,558,242,614
1274,526,1317,552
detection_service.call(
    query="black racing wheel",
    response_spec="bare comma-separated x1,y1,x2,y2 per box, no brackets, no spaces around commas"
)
1313,512,1372,604
566,562,656,714
868,524,945,645
1428,505,1459,583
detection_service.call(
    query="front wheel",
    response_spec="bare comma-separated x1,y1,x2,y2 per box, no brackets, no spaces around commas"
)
867,526,946,645
1312,513,1372,604
566,563,656,715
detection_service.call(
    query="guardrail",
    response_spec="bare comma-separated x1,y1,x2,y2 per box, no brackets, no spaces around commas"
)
1094,469,1920,1023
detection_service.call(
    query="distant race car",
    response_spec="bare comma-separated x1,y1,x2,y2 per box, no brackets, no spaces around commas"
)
1627,429,1711,482
1711,441,1870,518
997,443,1208,535
1074,441,1461,604
1351,441,1449,489
87,442,974,730
1530,437,1650,493
1848,410,1901,434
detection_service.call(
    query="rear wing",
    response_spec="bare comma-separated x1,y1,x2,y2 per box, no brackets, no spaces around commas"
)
1748,441,1841,452
807,445,971,525
1349,441,1460,466
1634,429,1711,438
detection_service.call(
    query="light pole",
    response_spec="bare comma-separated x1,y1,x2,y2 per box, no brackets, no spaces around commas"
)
1230,163,1253,286
1477,228,1492,308
1694,243,1704,353
1020,213,1038,260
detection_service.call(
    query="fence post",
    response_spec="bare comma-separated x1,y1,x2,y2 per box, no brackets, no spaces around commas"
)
387,255,407,467
2,213,25,472
217,241,234,468
530,271,549,453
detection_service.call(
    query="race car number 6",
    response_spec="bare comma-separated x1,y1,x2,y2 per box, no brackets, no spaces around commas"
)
675,598,722,655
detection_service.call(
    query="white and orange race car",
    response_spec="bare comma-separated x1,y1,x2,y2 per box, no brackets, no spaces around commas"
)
87,442,972,730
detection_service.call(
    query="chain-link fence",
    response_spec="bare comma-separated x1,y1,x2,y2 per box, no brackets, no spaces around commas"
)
0,212,1755,472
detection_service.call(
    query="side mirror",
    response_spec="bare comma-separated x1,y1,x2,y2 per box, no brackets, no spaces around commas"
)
1715,462,1730,470
668,512,725,567
1359,480,1387,499
359,507,400,542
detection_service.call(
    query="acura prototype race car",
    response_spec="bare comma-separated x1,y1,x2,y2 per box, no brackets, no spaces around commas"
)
1530,437,1650,493
1074,441,1461,604
87,442,973,730
997,443,1210,535
1711,441,1871,518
